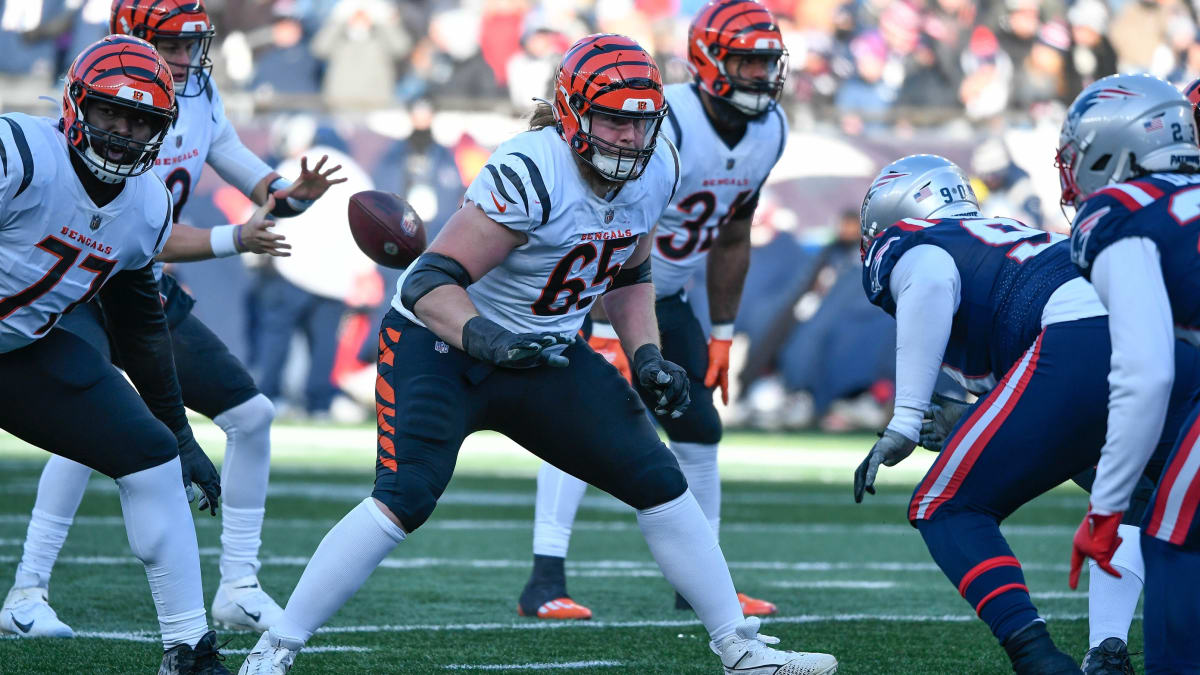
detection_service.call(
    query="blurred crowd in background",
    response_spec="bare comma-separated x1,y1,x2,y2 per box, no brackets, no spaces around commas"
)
4,0,1196,431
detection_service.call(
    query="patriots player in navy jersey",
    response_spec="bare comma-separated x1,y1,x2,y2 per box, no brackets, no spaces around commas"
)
2,0,345,640
857,154,1200,674
1061,73,1200,674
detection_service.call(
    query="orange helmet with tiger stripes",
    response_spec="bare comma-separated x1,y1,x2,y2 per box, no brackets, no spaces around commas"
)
687,0,787,117
1185,77,1200,132
550,33,667,182
110,0,215,97
62,35,176,184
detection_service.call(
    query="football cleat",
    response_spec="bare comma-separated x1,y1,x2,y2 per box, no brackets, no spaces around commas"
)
212,576,284,631
159,630,232,675
516,597,592,620
711,617,838,674
1081,637,1134,675
0,586,74,638
675,591,779,617
1003,621,1081,675
237,631,302,675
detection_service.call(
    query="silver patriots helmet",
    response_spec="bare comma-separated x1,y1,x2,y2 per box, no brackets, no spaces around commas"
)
1057,73,1200,208
859,154,979,257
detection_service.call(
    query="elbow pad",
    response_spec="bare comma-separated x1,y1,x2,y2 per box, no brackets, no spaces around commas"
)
610,258,652,291
400,252,473,313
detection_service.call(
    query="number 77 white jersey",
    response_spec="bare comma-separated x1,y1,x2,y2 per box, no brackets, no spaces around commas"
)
0,114,171,352
650,83,788,298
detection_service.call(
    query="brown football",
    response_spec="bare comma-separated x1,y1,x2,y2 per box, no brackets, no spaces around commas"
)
347,191,427,269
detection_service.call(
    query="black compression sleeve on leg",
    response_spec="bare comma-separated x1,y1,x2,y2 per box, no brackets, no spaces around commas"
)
400,252,473,313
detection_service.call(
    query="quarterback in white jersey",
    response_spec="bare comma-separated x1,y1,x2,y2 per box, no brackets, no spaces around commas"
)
240,34,835,675
0,36,234,673
3,0,345,645
521,0,789,621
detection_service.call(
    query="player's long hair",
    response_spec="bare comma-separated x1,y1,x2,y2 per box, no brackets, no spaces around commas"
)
528,102,556,131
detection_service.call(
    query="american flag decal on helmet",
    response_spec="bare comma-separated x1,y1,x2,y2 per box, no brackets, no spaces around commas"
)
1144,113,1165,132
913,183,933,202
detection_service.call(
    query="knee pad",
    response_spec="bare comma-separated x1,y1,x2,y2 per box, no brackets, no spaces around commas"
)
616,453,688,510
214,393,275,437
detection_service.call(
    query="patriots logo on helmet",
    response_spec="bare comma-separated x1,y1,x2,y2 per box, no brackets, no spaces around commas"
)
1067,86,1142,128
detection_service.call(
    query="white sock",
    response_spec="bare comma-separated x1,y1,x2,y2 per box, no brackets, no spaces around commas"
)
670,442,721,540
14,456,92,589
214,395,274,581
636,490,741,642
532,463,588,558
115,457,209,649
271,498,405,644
1088,523,1145,648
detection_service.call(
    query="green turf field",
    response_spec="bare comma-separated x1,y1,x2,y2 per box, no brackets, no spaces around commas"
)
0,422,1133,674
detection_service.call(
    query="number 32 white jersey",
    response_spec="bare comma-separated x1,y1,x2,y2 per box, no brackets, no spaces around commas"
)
652,83,787,298
0,114,172,352
393,126,681,336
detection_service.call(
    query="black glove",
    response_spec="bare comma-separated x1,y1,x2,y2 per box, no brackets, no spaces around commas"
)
919,392,972,451
176,427,220,516
462,316,570,369
632,344,690,418
853,429,917,503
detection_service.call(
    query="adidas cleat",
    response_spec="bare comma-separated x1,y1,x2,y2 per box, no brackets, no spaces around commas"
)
237,630,302,675
212,576,283,632
1081,637,1134,675
160,630,232,675
0,586,74,638
517,596,592,620
711,617,838,674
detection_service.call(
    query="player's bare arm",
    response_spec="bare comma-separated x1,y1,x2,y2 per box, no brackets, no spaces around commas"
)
706,213,753,325
410,201,526,348
601,234,660,355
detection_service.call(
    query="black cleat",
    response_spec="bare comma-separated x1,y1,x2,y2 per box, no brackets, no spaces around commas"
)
1082,637,1135,675
159,630,232,675
517,555,590,619
1003,621,1082,675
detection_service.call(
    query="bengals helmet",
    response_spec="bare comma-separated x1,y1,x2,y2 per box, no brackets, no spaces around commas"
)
110,0,214,97
550,34,667,182
687,0,787,117
62,35,176,184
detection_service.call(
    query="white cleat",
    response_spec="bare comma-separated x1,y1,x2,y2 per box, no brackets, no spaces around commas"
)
212,576,284,632
238,631,302,675
711,617,838,675
0,586,74,638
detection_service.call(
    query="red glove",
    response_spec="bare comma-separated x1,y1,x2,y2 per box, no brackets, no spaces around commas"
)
1069,508,1123,589
589,335,631,381
704,324,734,405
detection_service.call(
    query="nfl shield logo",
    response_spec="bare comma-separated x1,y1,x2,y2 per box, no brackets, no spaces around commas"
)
604,209,614,224
434,340,449,354
726,158,735,170
176,135,182,148
89,215,102,231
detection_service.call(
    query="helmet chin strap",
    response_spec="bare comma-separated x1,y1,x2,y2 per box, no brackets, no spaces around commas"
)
81,145,127,184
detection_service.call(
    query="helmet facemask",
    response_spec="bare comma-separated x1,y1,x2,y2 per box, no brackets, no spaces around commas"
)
68,89,174,183
710,45,788,117
564,88,667,182
149,31,214,97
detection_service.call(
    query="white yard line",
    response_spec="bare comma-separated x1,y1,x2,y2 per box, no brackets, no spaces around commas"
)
443,661,623,671
222,646,371,655
767,580,900,589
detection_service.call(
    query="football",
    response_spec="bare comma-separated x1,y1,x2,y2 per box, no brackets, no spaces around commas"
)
347,190,427,269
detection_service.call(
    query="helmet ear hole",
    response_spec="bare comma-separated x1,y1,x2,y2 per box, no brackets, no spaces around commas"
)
69,82,82,99
569,93,587,113
1089,154,1111,172
132,26,145,38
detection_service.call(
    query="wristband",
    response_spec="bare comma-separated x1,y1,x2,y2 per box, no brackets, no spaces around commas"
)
710,323,734,341
591,320,619,340
210,224,240,258
269,177,315,217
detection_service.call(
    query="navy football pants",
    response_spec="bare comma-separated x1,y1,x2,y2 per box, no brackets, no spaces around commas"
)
371,310,687,533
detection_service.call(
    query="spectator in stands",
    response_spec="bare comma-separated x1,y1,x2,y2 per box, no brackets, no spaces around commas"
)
959,25,1013,121
970,137,1046,231
250,117,376,421
250,7,321,97
835,31,898,134
1109,0,1176,74
1010,20,1070,112
993,0,1041,71
1169,30,1200,88
311,0,410,110
506,16,568,112
1066,0,1116,94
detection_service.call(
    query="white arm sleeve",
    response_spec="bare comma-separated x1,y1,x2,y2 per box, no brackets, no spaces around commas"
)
886,244,961,441
205,94,274,197
1090,237,1176,515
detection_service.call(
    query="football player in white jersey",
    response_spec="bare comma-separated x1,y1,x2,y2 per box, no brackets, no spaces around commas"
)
520,0,789,620
0,35,233,673
238,34,836,675
1,0,344,640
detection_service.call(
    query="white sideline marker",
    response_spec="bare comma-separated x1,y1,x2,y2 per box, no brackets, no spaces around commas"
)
443,661,622,671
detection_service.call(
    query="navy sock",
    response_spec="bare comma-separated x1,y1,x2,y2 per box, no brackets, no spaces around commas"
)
917,509,1040,643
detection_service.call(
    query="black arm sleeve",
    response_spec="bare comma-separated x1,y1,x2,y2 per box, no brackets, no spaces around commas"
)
97,264,188,435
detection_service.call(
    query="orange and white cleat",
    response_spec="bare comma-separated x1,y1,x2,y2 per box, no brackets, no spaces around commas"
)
517,597,593,620
737,592,778,616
